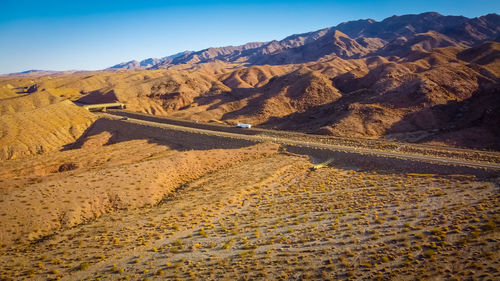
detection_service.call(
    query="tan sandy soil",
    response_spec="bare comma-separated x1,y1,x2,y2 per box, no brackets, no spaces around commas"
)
0,141,278,247
0,94,497,280
0,92,97,160
0,151,497,280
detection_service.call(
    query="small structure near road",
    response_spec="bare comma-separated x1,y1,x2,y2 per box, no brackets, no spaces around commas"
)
79,103,126,112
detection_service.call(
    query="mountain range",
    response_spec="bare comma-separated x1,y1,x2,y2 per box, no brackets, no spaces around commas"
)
2,11,499,150
108,12,499,69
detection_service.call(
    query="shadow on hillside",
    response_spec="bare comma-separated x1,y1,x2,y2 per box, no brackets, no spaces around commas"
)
217,81,288,121
13,85,37,94
259,87,375,132
61,115,499,177
212,70,315,122
107,110,264,136
63,118,260,152
189,89,241,109
386,86,500,150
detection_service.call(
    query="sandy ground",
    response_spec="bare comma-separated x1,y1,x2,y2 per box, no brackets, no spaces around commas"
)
0,92,498,280
0,140,278,248
0,142,498,280
0,92,97,160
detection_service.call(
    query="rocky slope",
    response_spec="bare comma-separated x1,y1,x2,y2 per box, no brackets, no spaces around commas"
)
132,12,499,68
1,12,498,150
107,51,193,70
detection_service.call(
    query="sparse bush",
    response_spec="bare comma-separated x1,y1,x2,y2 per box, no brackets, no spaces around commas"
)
78,262,90,271
423,249,437,259
483,221,496,231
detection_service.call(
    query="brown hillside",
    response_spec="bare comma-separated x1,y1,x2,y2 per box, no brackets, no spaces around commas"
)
220,65,292,89
0,141,278,246
1,43,498,149
0,93,97,160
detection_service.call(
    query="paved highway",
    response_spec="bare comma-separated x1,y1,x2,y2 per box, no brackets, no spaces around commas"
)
106,110,500,164
98,112,500,174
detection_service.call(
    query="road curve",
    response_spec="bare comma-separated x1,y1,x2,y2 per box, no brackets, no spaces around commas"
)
98,113,500,173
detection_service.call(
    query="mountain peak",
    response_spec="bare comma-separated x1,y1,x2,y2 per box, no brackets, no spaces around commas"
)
420,11,443,17
107,12,499,69
332,30,350,39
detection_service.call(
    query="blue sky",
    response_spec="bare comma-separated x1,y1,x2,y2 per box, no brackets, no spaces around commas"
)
0,0,498,74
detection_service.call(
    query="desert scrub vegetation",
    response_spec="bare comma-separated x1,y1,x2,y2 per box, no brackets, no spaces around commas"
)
0,154,498,280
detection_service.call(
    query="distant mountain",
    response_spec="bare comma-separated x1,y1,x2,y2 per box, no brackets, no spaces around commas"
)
19,70,52,74
109,12,499,70
107,51,193,70
2,70,61,77
108,58,162,70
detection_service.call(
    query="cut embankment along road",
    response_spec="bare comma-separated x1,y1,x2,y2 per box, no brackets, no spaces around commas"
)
100,113,500,177
107,109,500,164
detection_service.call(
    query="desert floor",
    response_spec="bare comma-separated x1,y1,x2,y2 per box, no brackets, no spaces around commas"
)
0,134,498,280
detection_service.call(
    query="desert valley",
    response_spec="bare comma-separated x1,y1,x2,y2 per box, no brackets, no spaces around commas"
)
0,11,499,281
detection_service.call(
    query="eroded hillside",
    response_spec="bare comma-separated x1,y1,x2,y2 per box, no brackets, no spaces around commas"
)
2,41,498,149
0,92,97,160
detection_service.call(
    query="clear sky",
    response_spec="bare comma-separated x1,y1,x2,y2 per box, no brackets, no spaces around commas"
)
0,0,498,74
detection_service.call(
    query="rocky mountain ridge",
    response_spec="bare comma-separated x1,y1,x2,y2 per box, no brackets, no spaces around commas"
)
109,12,499,70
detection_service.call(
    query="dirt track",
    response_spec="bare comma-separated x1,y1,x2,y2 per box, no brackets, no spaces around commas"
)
99,112,500,177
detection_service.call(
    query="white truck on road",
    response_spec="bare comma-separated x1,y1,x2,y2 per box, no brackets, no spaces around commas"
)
236,123,252,128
